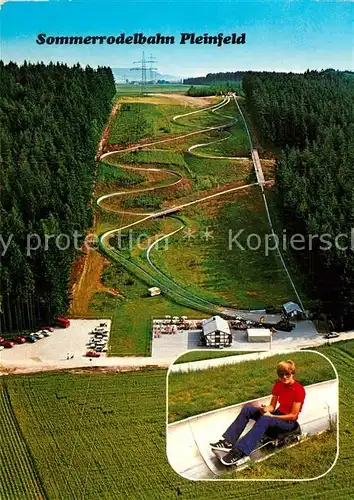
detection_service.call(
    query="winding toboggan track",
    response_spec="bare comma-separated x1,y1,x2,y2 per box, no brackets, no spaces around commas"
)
96,93,302,314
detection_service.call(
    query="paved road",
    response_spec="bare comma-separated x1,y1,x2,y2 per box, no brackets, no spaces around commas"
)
1,331,353,374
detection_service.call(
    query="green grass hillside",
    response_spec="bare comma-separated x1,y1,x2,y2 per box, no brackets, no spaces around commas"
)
168,350,336,422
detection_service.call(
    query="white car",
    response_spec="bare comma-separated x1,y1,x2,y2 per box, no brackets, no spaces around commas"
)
34,332,44,339
324,332,340,339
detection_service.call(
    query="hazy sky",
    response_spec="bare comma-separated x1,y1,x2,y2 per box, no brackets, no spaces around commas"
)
1,1,353,77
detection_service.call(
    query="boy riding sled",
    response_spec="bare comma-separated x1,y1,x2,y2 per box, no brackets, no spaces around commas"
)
210,359,306,466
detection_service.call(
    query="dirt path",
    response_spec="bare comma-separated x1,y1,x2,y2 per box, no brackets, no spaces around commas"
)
69,250,119,316
146,93,217,107
96,100,120,160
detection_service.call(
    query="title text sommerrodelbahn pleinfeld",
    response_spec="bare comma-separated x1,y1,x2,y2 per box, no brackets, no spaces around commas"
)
36,33,246,47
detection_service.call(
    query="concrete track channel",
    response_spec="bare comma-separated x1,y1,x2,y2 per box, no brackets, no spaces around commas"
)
167,377,338,479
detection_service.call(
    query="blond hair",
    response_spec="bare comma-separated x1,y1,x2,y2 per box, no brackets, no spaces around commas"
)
277,360,296,374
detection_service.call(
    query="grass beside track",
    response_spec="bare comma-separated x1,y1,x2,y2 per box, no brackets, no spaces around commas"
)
173,351,253,364
151,188,297,309
89,264,206,356
0,341,352,497
223,430,337,480
108,100,198,145
168,350,336,422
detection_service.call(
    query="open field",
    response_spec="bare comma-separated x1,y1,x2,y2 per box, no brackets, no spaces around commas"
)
0,340,353,497
115,83,192,94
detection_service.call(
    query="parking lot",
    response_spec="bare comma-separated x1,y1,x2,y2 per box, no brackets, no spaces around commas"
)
151,319,320,359
0,319,111,366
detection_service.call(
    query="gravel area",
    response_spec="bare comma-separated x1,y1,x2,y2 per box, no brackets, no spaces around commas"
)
0,319,111,365
151,320,321,359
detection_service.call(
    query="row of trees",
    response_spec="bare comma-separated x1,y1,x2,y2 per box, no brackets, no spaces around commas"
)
0,61,115,333
184,71,245,85
244,70,354,327
187,82,242,96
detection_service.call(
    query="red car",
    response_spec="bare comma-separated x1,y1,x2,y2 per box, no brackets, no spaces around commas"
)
86,350,100,358
40,326,55,332
0,337,4,343
56,317,70,328
1,341,15,348
12,336,26,344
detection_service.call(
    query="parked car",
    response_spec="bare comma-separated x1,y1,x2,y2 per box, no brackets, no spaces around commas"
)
56,317,70,328
275,320,295,332
231,321,247,330
0,346,4,351
86,350,100,358
40,330,51,337
262,319,295,332
40,326,55,332
25,335,37,343
324,332,340,339
0,341,15,348
0,337,5,343
33,332,44,339
12,336,26,344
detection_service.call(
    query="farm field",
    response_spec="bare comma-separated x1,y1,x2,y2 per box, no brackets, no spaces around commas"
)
0,340,353,497
115,83,193,94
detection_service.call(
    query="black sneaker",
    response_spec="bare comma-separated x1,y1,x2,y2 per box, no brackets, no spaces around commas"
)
210,439,233,452
220,448,250,467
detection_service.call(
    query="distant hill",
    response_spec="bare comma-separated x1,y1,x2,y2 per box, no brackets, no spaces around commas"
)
112,67,184,83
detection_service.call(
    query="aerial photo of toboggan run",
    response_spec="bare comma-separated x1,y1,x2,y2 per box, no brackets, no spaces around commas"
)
1,62,354,497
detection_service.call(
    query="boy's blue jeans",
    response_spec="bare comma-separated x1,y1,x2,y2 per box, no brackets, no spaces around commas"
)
223,405,298,456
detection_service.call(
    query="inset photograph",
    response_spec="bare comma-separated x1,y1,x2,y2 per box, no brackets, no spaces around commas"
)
167,350,338,480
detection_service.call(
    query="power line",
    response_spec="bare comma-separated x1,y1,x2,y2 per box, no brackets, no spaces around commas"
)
130,51,157,94
146,54,158,83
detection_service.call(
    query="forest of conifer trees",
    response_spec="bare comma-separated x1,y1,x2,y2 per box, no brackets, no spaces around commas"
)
183,71,245,85
243,70,354,328
0,61,115,333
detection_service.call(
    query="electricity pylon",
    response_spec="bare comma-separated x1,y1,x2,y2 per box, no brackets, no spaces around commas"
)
146,54,158,83
130,52,157,94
